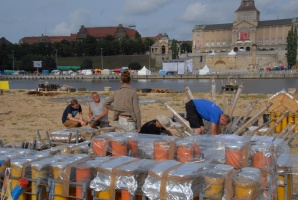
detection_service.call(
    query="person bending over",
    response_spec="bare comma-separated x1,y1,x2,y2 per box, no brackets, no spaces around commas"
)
140,115,173,136
62,99,88,128
88,92,109,129
185,98,231,135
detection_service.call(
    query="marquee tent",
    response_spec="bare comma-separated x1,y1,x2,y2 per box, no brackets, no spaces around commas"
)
199,65,211,75
138,66,151,75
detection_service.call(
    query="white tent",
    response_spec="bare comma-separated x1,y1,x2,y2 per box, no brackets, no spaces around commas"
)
138,66,151,75
199,65,211,75
228,49,236,55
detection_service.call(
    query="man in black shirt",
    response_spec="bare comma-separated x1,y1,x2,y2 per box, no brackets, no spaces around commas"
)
139,115,173,136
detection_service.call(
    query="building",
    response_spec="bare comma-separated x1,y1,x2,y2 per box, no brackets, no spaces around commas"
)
19,24,140,44
192,0,297,54
189,0,298,72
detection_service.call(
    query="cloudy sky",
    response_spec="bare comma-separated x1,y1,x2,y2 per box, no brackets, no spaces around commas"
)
1,0,297,44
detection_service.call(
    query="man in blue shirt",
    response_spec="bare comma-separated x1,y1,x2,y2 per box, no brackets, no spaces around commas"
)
185,99,231,134
62,99,88,128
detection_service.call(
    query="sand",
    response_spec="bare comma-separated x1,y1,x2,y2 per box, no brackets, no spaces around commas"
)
0,89,297,152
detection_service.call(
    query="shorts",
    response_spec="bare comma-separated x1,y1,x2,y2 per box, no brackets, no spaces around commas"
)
185,100,204,128
118,116,136,133
89,120,110,128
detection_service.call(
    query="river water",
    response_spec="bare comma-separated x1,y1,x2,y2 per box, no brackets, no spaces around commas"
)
5,78,298,94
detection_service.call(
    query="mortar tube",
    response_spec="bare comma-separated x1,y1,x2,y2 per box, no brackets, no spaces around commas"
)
250,119,276,136
222,89,226,113
234,102,273,135
264,110,290,136
184,86,194,101
211,78,216,103
164,103,193,135
277,121,294,139
281,122,297,141
229,83,244,117
285,130,298,144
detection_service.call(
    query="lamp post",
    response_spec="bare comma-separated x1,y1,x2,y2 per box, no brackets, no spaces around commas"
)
149,46,151,71
12,50,15,71
55,49,58,70
101,48,103,70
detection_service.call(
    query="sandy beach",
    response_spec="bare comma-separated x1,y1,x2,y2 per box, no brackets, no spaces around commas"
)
0,89,297,152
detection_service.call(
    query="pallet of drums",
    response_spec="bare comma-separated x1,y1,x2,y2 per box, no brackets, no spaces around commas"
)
0,133,297,200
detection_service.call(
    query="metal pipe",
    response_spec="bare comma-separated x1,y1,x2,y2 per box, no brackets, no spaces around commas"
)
36,130,41,142
164,103,193,135
45,131,51,146
229,82,244,117
222,89,226,113
211,79,216,102
185,86,194,101
283,123,298,141
234,102,273,135
287,130,298,145
278,121,295,139
264,110,289,136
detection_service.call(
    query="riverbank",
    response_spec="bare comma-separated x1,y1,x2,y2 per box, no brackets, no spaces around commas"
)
1,70,298,80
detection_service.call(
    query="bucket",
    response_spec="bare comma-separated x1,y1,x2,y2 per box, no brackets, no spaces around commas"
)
153,141,170,160
176,140,193,162
234,177,259,200
111,137,127,156
92,138,107,156
252,145,273,169
204,173,225,199
225,143,243,168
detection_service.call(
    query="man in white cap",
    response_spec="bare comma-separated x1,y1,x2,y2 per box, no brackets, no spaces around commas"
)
139,115,173,136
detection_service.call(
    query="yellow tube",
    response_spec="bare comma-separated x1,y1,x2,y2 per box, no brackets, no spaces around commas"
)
270,112,275,128
281,116,288,131
275,112,282,133
53,166,68,200
11,163,27,200
31,166,48,200
204,174,224,199
295,113,298,131
97,190,111,199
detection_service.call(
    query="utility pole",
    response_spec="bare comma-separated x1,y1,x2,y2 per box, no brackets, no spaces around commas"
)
101,48,103,70
12,50,15,71
55,49,58,70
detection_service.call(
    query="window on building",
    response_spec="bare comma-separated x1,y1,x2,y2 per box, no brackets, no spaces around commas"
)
217,41,220,46
278,38,282,44
272,38,275,44
258,39,262,44
211,41,215,47
206,41,209,47
223,41,226,46
265,39,269,45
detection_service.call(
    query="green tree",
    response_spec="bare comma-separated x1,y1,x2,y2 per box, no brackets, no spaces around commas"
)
42,56,56,71
180,42,192,54
128,62,142,70
171,39,179,59
286,25,298,67
81,58,93,69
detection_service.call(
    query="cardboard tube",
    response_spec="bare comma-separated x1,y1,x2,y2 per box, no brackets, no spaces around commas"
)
234,177,258,200
225,144,243,168
11,163,27,200
275,112,282,133
31,166,47,200
176,141,193,162
121,190,130,200
53,166,68,200
76,163,91,200
184,86,194,101
111,137,127,156
127,139,138,158
97,190,110,199
229,83,244,117
92,138,108,156
252,149,272,169
204,174,224,199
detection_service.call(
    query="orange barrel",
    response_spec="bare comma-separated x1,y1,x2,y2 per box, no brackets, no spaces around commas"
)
111,137,127,156
92,138,107,156
153,141,170,160
193,143,201,158
270,112,275,128
234,177,259,200
76,163,91,200
176,140,193,162
121,190,131,200
204,173,225,199
127,139,138,158
275,112,282,133
281,114,288,131
295,113,298,131
251,145,273,169
225,143,243,168
11,162,27,200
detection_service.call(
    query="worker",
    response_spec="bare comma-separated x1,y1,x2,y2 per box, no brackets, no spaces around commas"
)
140,115,173,136
185,98,231,135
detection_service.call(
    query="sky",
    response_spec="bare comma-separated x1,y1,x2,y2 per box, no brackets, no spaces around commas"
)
1,0,297,44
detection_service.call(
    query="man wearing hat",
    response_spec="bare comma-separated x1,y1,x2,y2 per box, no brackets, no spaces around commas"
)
139,115,173,135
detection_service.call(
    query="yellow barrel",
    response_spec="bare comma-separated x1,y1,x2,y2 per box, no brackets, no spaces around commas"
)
288,113,294,125
11,163,27,200
275,112,282,133
53,165,68,200
31,165,48,200
277,174,292,200
204,173,224,199
295,113,298,131
270,112,275,128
